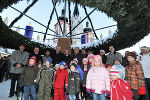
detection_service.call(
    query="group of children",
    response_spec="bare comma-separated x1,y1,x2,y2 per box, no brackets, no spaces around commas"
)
19,54,134,100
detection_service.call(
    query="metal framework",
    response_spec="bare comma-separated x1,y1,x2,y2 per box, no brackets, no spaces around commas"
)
9,1,116,44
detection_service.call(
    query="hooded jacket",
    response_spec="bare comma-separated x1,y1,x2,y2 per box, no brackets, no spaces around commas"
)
110,79,133,100
66,70,81,95
54,68,69,89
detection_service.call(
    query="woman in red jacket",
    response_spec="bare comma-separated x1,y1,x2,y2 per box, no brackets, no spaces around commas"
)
54,61,69,100
109,67,134,100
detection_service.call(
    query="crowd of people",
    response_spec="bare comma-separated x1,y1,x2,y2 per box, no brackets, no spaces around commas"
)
0,44,150,100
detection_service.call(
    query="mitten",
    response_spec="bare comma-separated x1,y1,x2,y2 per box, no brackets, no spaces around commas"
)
138,87,146,95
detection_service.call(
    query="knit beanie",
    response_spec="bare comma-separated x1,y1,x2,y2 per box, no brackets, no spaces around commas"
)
87,54,94,60
59,61,66,67
94,55,104,66
109,67,121,78
27,56,36,65
127,52,137,60
72,58,78,64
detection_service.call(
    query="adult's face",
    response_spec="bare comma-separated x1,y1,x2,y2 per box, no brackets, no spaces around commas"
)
46,51,50,56
64,50,69,55
141,49,148,54
34,48,39,54
81,50,86,54
100,51,105,56
19,45,25,51
74,48,79,54
109,46,114,53
56,46,61,53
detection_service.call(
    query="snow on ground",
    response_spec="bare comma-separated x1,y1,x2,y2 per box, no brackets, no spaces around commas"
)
0,80,17,100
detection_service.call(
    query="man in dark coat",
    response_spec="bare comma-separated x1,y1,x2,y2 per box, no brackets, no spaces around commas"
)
99,50,107,64
29,47,43,64
64,49,71,67
52,46,65,66
81,49,88,59
71,47,82,65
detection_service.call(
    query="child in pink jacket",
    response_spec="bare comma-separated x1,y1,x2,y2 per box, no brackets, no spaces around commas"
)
86,55,110,100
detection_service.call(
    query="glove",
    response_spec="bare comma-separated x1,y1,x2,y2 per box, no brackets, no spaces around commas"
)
19,85,23,87
138,87,146,95
86,89,91,93
91,89,95,93
105,90,110,96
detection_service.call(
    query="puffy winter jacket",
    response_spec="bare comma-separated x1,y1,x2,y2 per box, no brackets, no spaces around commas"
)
86,67,110,94
66,70,81,95
19,65,38,85
54,68,69,89
110,79,133,100
35,66,54,96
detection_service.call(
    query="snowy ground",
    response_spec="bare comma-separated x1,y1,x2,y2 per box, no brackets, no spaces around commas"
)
0,80,17,100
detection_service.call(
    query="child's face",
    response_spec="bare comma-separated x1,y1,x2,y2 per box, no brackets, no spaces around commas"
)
45,61,50,67
60,65,64,69
89,58,94,63
114,60,120,65
94,59,100,67
29,59,35,65
70,65,76,72
38,64,42,68
82,60,87,65
110,74,119,80
55,65,59,70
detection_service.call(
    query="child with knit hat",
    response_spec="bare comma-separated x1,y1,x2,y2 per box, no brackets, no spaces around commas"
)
109,67,133,100
87,54,94,67
54,61,69,100
19,56,38,100
86,55,110,100
112,58,125,79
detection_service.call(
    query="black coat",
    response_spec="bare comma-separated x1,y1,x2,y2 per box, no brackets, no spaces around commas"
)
101,55,107,64
29,53,43,64
82,63,91,85
66,71,81,95
64,55,71,67
52,52,65,66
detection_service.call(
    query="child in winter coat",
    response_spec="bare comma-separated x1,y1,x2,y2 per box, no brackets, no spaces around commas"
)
54,61,69,100
71,58,84,81
87,54,94,68
19,56,38,100
109,67,133,100
86,55,110,100
67,63,81,100
112,59,125,79
81,58,90,99
34,60,54,100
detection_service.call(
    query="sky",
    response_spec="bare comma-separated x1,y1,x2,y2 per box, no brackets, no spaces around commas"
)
0,0,150,55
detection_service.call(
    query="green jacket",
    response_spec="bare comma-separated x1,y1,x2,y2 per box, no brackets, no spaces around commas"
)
35,66,54,96
19,65,38,85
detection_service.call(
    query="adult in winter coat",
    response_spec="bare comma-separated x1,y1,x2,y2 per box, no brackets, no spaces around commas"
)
9,44,29,97
106,46,122,65
99,50,107,64
109,67,133,100
42,50,52,65
67,63,81,100
125,52,145,100
54,61,69,100
52,46,65,66
138,46,150,100
34,60,54,100
19,57,38,100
